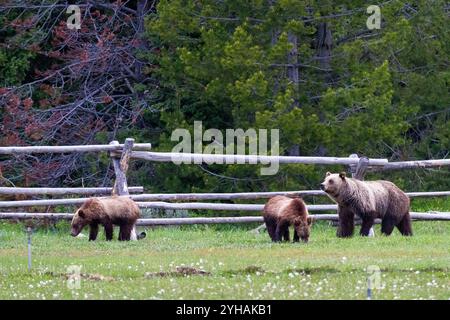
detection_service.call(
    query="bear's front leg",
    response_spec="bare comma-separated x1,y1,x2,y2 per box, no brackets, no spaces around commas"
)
264,216,277,241
89,223,99,241
359,216,375,236
274,222,288,242
104,221,113,241
337,206,354,238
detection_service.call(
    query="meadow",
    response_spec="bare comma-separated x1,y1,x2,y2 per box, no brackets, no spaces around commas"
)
0,198,448,300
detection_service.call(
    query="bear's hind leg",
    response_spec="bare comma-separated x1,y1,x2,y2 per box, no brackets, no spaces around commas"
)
396,213,413,236
104,222,113,241
119,224,133,241
293,229,299,242
360,216,375,236
381,217,396,236
118,226,124,241
89,223,99,241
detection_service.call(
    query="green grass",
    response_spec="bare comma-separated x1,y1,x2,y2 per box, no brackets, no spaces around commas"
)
0,216,449,300
0,197,449,300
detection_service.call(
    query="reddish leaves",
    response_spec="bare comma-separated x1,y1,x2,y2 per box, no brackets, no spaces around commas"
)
23,98,33,110
0,1,156,186
24,123,44,141
102,95,113,104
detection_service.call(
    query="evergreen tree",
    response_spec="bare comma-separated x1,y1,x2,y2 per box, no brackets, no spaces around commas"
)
145,0,449,192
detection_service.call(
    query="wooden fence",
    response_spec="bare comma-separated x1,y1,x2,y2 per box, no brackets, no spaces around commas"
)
0,187,144,196
0,138,449,226
1,212,449,223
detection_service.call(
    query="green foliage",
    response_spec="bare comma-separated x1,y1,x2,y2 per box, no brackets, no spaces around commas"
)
0,49,34,86
321,61,418,156
1,1,448,192
143,0,449,193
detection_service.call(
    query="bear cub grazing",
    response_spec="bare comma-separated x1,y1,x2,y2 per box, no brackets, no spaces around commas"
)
263,196,313,243
320,172,412,238
71,196,140,241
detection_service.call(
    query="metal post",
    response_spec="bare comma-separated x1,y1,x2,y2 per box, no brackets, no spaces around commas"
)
367,277,372,300
27,227,32,271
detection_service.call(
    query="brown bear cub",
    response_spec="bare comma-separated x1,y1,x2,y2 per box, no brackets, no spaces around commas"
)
70,196,140,241
320,172,412,237
263,196,313,243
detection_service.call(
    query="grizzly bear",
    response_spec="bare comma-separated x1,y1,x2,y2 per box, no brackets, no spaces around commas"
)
263,196,313,243
70,196,140,241
320,172,412,237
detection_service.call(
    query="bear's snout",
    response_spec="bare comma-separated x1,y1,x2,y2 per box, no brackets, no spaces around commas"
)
320,183,326,190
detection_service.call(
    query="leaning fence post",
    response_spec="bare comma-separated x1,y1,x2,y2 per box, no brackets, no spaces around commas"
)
350,154,369,180
348,153,374,236
109,140,120,195
110,138,134,196
109,138,139,240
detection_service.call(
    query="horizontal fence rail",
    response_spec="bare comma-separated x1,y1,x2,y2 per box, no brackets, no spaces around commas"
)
0,187,144,196
131,191,326,201
137,202,336,211
134,152,449,171
0,213,74,220
0,190,448,208
122,190,450,201
404,191,450,197
377,159,450,171
0,143,152,155
136,213,450,225
0,187,450,199
1,212,449,222
131,151,389,166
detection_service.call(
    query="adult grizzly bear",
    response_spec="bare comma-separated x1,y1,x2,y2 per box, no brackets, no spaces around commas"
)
320,172,412,237
70,196,140,241
263,196,313,243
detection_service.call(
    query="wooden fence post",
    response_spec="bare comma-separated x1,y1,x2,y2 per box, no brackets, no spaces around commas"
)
110,138,134,196
109,140,120,195
109,138,140,240
350,154,369,180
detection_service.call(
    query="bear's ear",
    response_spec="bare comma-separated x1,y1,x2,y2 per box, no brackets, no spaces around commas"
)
78,209,85,219
339,172,346,180
326,171,331,177
307,216,314,226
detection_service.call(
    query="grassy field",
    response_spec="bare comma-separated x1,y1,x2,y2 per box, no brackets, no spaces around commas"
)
0,198,449,300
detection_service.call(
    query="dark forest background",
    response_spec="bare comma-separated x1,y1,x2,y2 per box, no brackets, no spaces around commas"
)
0,0,449,194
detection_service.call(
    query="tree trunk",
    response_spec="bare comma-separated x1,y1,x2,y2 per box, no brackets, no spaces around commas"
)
315,22,333,156
316,22,333,71
287,32,300,156
287,32,299,85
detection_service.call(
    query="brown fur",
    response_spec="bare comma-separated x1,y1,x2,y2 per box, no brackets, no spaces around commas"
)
70,196,140,241
263,196,313,243
320,172,412,237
